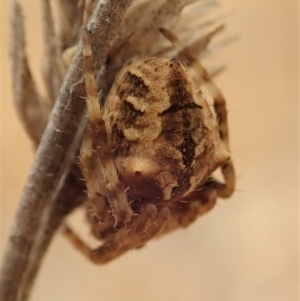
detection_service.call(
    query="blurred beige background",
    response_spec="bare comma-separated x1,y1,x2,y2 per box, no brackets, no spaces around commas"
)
0,1,298,301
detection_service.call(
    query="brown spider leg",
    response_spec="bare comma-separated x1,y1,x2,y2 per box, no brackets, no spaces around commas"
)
82,29,133,223
126,205,170,246
61,0,95,65
80,131,112,222
61,0,96,69
160,28,235,198
185,184,218,217
62,225,132,264
63,205,169,264
157,185,218,236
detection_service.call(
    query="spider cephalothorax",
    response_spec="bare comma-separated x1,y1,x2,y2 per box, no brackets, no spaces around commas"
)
64,29,235,264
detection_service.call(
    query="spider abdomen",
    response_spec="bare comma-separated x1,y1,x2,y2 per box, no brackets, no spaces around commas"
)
103,57,225,202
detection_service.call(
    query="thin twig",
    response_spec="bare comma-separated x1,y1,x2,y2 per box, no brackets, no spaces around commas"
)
18,164,87,301
10,2,47,145
0,1,133,301
17,115,88,301
40,0,65,102
56,0,84,50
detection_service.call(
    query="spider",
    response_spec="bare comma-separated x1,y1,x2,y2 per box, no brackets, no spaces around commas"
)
63,28,235,264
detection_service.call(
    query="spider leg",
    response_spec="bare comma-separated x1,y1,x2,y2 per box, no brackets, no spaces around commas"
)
80,131,112,222
160,28,235,198
62,225,105,263
63,205,169,264
184,184,218,217
82,29,133,223
62,224,133,264
157,184,218,236
127,204,170,244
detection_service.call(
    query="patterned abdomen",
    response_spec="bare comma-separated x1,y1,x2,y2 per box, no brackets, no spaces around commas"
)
104,57,225,202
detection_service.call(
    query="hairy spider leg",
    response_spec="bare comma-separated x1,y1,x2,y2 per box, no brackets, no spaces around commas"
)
82,29,133,223
80,131,113,224
63,205,170,264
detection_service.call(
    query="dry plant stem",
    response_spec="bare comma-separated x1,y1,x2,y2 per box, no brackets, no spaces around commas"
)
18,118,89,301
18,164,86,301
41,0,65,102
0,1,133,301
56,0,84,50
10,2,47,145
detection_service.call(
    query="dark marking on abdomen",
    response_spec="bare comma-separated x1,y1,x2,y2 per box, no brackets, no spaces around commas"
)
118,71,150,99
159,102,202,116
